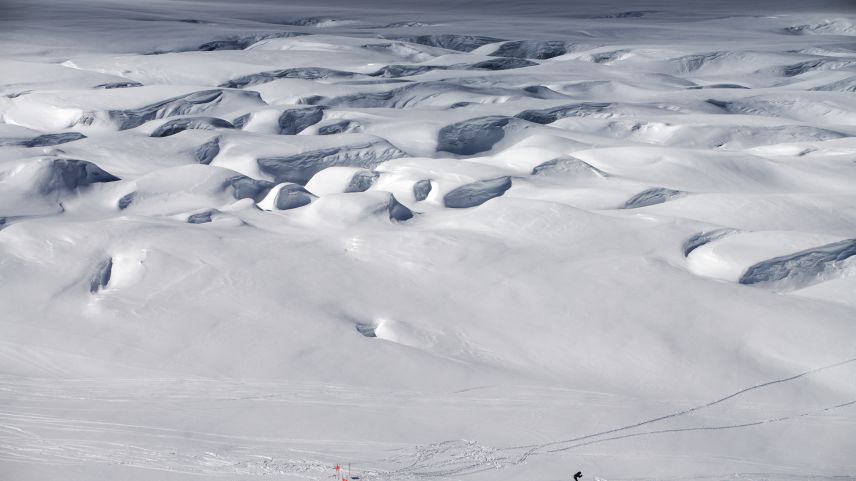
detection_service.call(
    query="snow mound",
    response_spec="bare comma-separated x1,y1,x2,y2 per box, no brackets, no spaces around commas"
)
532,157,607,177
515,102,614,124
257,141,406,184
150,117,234,137
740,238,856,289
220,67,358,89
317,119,361,135
198,32,310,51
257,182,317,211
0,157,119,216
488,40,570,60
413,179,432,200
107,89,264,131
622,187,686,209
437,116,528,155
682,228,739,257
305,80,549,109
194,136,221,164
88,257,113,293
443,177,512,208
303,191,413,223
277,106,326,135
107,164,274,215
305,167,378,196
686,231,848,284
379,34,504,52
0,132,87,147
785,18,856,36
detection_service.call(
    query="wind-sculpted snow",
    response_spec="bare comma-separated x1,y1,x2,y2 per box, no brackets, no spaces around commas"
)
515,102,613,124
106,89,264,130
622,187,686,209
600,122,847,149
359,41,443,62
304,80,551,109
667,50,824,77
186,210,214,224
488,40,569,60
437,116,527,155
52,159,120,189
784,19,856,36
379,34,504,52
592,10,661,18
9,158,122,197
368,64,447,78
257,142,406,184
344,170,379,192
2,2,856,481
812,76,856,92
277,107,326,135
521,85,568,99
706,96,856,125
219,67,358,89
687,83,749,90
531,157,607,177
465,57,538,71
682,228,739,257
197,32,309,51
89,257,113,293
670,52,727,73
94,81,144,89
116,192,134,209
354,322,378,337
413,179,432,201
317,119,360,135
739,239,856,289
0,132,87,147
227,176,275,202
589,49,631,64
306,190,413,222
272,183,317,210
779,59,856,77
443,177,513,208
194,136,221,164
386,193,415,221
150,117,234,137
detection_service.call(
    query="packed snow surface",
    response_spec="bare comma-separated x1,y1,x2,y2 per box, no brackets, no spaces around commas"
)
1,0,855,480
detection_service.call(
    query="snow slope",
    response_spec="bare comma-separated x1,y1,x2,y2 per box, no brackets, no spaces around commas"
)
1,1,855,480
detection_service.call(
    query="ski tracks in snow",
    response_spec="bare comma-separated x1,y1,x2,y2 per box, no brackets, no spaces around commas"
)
1,357,854,479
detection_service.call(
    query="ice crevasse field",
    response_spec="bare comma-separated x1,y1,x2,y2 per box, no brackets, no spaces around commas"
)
0,0,855,480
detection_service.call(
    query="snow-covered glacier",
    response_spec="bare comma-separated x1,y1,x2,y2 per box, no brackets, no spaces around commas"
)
1,0,855,480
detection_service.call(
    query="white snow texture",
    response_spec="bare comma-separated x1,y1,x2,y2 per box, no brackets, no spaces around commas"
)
0,0,855,480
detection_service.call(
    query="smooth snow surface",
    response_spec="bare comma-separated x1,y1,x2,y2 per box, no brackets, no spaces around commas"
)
1,0,855,480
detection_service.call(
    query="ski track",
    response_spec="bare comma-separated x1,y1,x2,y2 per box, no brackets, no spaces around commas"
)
1,358,854,479
505,356,856,461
